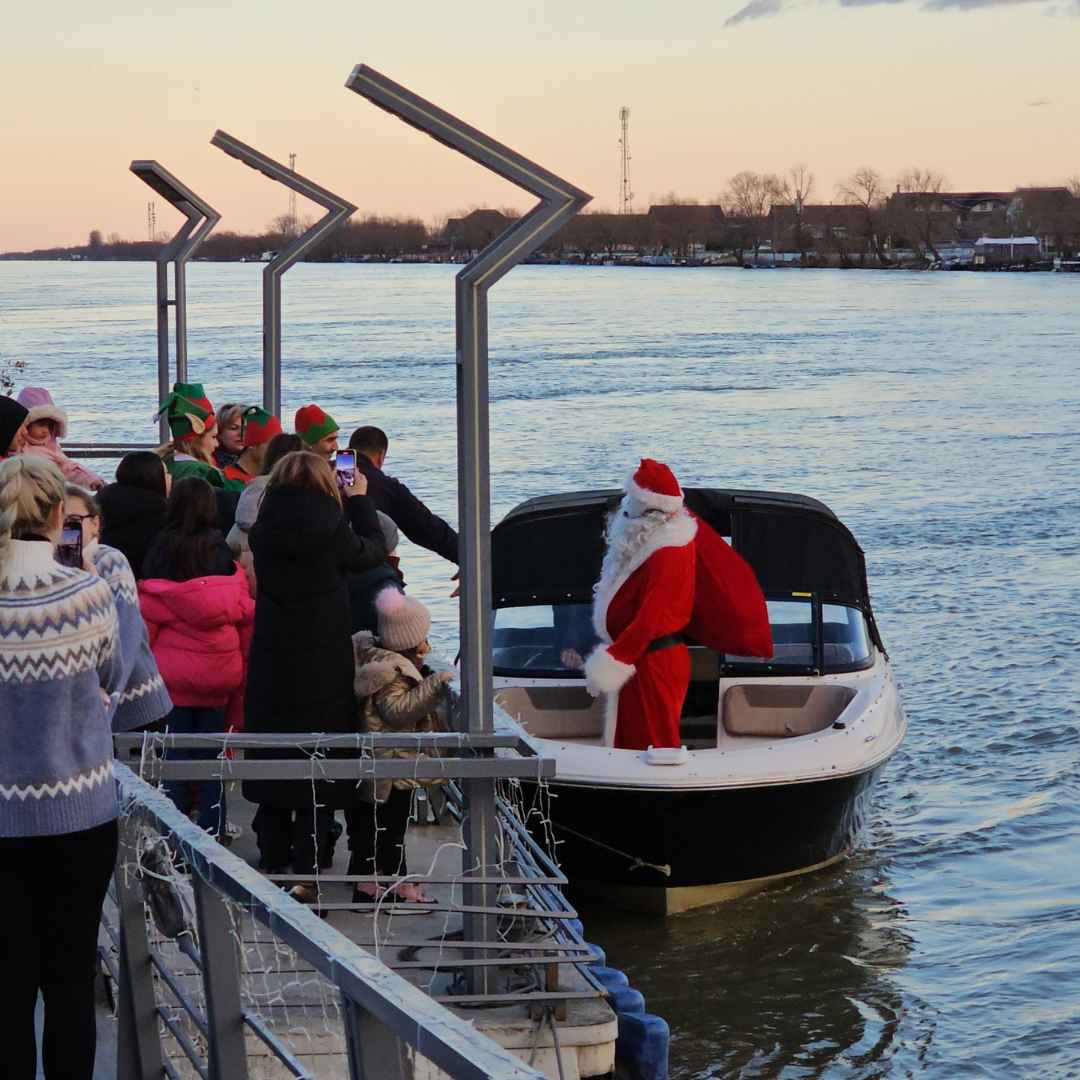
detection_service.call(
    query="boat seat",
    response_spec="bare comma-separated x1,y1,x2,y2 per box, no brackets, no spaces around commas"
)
495,686,604,740
720,683,856,738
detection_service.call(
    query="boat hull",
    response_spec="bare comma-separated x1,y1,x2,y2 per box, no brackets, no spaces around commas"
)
523,764,883,914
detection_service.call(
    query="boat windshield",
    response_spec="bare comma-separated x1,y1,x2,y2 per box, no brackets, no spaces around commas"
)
492,598,873,677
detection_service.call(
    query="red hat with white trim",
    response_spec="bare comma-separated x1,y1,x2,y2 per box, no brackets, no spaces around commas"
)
624,458,683,514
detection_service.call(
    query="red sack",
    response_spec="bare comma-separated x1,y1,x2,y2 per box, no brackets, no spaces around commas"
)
685,513,773,658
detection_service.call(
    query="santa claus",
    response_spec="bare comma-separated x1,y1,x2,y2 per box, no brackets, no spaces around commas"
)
584,459,698,750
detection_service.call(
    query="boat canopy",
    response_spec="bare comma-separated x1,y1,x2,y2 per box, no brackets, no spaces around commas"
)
491,488,880,625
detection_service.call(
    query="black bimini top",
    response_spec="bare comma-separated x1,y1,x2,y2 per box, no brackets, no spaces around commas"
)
491,487,879,623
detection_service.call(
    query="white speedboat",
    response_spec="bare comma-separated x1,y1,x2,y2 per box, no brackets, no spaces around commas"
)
490,488,906,915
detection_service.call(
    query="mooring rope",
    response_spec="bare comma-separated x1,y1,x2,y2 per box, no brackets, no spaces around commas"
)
554,823,671,877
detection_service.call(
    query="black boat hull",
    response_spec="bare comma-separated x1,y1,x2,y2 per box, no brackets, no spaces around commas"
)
522,765,882,914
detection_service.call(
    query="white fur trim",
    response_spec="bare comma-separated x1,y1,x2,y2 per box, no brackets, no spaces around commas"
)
24,405,68,439
584,646,636,695
592,510,698,642
624,475,683,514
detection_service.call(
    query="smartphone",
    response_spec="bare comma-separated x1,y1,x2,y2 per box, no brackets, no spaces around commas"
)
55,517,84,568
335,449,356,489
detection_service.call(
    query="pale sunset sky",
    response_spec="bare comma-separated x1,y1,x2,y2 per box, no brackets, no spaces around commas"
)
3,0,1077,251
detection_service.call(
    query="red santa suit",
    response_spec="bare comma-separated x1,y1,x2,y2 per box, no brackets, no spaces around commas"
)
585,460,698,750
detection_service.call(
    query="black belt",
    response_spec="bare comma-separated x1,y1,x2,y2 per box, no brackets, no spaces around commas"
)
646,634,684,654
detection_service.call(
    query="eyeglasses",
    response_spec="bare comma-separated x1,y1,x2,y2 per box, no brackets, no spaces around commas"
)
64,513,97,523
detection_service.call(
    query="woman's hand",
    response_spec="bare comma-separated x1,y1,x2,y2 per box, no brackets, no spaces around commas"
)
343,471,368,498
437,671,455,686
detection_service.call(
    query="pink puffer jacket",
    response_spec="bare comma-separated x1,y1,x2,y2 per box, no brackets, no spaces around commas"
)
138,566,255,730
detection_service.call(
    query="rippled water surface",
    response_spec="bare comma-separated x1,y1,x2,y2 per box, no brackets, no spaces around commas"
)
2,262,1078,1078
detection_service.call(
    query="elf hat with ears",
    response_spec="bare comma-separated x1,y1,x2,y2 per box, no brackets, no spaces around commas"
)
156,382,216,443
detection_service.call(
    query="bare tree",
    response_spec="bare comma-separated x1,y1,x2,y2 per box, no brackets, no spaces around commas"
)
1067,175,1080,199
837,167,889,264
787,164,815,256
896,168,949,262
88,230,103,248
724,171,788,259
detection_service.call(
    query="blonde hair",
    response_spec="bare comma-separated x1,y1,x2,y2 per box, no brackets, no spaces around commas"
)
215,403,248,432
0,456,66,568
266,450,341,504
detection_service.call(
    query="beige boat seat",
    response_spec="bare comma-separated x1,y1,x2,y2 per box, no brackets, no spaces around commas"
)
721,683,856,738
495,685,604,741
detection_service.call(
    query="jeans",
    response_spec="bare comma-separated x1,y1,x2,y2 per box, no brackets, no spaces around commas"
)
162,706,228,836
0,820,119,1079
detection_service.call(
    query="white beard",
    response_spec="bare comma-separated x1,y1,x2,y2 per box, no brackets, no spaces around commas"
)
595,502,669,601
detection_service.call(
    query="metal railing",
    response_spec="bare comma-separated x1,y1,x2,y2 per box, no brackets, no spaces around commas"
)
106,762,557,1080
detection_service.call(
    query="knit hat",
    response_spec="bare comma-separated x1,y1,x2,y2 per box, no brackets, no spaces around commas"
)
16,387,68,439
376,511,399,554
624,458,683,514
294,404,338,447
0,395,29,456
240,406,282,448
375,587,431,652
156,382,216,443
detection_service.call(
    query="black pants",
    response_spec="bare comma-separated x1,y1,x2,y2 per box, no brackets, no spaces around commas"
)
254,805,332,876
0,819,119,1079
162,706,228,836
345,788,413,878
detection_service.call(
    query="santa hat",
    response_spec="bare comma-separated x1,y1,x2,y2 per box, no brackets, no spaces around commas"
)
624,458,683,514
375,587,431,652
156,382,216,443
294,404,338,447
0,395,28,456
16,387,68,439
240,406,282,448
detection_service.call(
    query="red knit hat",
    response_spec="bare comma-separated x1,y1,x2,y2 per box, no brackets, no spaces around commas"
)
294,404,338,446
624,458,683,513
241,406,282,448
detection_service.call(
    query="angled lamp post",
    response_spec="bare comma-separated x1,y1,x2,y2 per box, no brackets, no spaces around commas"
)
345,64,591,993
210,132,357,416
130,162,221,441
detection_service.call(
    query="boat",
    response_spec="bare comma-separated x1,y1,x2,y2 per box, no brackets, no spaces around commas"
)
490,487,906,915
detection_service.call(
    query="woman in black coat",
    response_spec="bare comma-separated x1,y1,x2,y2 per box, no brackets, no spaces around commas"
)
243,450,385,901
98,451,170,578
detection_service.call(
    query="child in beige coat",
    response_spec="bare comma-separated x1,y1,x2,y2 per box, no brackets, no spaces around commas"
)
349,588,453,903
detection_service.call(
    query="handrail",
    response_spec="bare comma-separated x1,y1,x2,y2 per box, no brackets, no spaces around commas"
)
113,763,546,1079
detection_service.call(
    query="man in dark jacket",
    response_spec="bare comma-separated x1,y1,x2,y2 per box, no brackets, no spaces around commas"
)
348,426,459,565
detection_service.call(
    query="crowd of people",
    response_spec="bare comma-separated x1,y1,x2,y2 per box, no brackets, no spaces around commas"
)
0,383,461,1077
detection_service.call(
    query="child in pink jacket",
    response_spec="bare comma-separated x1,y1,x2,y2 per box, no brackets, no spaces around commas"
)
139,476,255,836
16,387,106,490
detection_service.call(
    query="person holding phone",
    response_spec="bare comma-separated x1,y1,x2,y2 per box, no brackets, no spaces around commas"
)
0,455,123,1079
65,485,173,735
243,450,385,905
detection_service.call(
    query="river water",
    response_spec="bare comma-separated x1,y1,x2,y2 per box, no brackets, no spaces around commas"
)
2,261,1078,1078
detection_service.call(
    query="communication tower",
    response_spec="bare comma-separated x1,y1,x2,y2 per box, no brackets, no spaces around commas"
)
147,201,156,242
618,106,633,214
288,153,298,236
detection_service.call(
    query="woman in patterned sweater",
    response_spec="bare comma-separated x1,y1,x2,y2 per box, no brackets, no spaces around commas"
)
0,456,123,1079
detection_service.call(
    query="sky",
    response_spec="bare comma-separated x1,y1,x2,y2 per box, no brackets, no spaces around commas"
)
2,0,1078,251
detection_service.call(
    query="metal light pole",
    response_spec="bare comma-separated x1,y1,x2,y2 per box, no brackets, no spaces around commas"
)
210,132,357,417
130,162,220,441
345,64,591,994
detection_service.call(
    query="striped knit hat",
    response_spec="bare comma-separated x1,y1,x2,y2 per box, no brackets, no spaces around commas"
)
294,404,338,447
241,406,282,448
156,382,216,443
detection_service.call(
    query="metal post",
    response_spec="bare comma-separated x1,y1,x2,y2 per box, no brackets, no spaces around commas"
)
341,994,409,1080
210,132,357,417
130,163,220,436
192,875,249,1079
345,65,591,995
114,820,164,1080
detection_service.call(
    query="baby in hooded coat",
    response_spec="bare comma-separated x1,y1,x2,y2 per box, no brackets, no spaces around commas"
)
16,387,105,490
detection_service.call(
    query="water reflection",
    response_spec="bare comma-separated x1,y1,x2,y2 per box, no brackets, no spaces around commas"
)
584,851,927,1078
